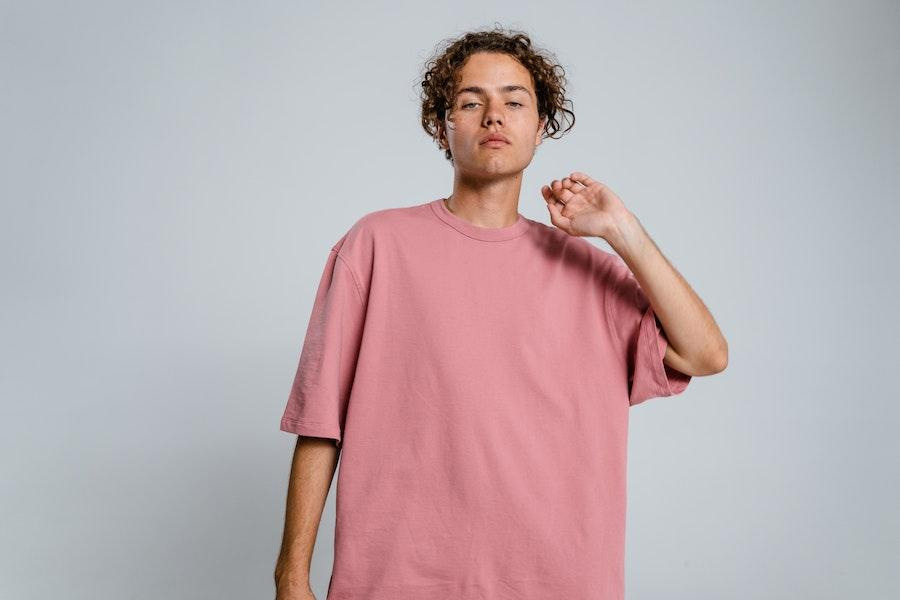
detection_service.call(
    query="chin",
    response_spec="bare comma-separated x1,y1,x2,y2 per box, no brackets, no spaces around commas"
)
458,154,527,175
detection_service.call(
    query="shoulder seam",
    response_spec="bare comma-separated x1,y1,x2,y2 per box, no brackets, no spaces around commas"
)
332,250,365,305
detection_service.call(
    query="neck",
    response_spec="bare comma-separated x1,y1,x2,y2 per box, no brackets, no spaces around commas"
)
445,173,523,228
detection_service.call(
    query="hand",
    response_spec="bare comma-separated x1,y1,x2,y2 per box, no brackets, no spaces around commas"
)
541,172,632,241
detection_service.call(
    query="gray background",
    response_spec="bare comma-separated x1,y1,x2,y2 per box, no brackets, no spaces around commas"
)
2,1,898,598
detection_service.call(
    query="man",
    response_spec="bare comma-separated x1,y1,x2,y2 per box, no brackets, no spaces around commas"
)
274,27,727,600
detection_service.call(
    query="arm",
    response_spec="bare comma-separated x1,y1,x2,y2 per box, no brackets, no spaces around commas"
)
605,211,728,376
274,435,341,597
543,172,728,376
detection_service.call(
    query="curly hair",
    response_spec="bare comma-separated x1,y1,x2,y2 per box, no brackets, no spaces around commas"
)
417,24,575,163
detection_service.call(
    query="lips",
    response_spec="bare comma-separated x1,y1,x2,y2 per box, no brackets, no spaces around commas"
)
480,133,509,144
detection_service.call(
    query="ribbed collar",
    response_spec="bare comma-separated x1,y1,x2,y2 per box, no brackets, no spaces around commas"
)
429,197,531,242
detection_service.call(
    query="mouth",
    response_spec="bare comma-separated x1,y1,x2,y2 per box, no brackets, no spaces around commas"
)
480,133,510,145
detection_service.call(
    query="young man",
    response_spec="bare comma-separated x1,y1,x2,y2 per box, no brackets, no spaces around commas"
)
275,28,727,600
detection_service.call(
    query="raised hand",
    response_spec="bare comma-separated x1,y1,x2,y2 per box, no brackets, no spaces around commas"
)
541,172,632,241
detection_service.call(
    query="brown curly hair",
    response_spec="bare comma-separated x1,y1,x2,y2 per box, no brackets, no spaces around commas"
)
418,24,575,163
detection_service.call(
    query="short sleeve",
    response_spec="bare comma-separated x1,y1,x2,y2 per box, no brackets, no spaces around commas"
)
603,256,692,407
280,249,366,447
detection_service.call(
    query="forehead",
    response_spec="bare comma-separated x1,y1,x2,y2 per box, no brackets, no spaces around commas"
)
454,52,535,95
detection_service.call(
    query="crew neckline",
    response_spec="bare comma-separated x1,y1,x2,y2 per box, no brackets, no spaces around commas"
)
429,197,531,242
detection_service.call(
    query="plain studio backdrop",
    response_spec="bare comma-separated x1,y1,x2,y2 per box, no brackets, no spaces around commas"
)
2,2,898,599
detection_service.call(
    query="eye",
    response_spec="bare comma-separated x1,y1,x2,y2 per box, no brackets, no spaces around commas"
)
461,101,523,109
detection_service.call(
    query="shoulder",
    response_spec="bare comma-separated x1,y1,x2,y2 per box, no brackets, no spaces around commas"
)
528,219,623,276
336,201,431,247
329,199,433,271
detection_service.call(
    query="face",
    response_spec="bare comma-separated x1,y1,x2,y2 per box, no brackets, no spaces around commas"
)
438,52,546,178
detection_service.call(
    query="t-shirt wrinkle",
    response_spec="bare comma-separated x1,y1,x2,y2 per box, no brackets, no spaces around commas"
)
280,197,692,600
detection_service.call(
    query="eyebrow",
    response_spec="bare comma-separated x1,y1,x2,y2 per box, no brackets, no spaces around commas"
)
456,85,533,99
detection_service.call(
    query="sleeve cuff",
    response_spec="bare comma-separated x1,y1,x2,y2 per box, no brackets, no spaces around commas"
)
629,305,692,406
280,417,342,447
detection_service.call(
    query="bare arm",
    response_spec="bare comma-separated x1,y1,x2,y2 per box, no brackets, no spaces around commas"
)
606,211,728,376
274,435,341,597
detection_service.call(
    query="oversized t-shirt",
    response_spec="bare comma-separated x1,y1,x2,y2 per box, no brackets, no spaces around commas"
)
280,197,692,600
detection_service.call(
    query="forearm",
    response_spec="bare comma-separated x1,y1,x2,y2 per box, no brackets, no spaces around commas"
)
605,211,728,375
274,436,341,587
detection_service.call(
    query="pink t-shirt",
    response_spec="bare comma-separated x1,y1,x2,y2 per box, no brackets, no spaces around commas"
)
281,197,692,599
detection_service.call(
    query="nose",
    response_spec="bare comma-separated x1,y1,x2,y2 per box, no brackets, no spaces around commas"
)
482,114,502,127
482,99,504,127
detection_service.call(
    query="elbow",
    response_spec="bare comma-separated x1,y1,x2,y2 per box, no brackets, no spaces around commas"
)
707,339,729,374
689,338,728,376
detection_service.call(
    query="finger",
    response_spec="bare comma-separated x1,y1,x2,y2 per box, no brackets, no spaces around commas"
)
541,185,552,203
546,193,563,221
553,186,577,204
546,194,572,230
543,185,562,206
562,178,587,194
568,177,587,190
569,172,596,186
549,181,568,204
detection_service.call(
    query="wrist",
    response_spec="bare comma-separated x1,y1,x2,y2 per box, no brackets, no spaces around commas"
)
604,211,644,254
274,557,311,587
274,570,311,589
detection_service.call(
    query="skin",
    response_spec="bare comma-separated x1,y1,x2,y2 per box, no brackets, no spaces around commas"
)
437,50,727,375
274,436,339,600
